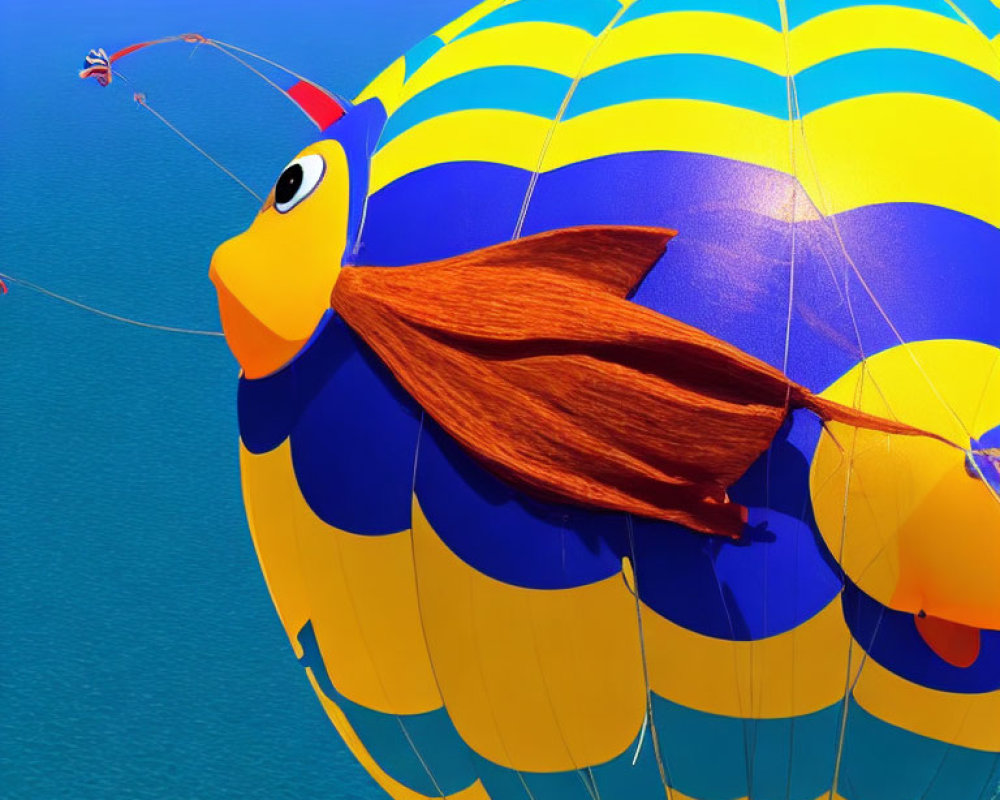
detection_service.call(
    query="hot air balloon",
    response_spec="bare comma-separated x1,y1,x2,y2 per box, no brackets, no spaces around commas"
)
86,1,1000,798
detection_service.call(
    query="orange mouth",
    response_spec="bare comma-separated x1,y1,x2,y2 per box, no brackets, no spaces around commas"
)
210,266,306,379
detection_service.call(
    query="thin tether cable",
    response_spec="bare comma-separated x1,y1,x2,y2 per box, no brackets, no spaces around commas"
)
134,96,263,203
0,271,223,337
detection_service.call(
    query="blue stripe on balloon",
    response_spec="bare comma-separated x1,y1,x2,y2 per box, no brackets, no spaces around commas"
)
952,0,1000,36
414,417,628,589
567,54,788,119
296,622,479,796
403,35,444,80
795,49,1000,121
378,67,571,150
841,699,1000,799
476,759,612,800
287,314,422,535
841,579,1000,693
238,310,345,454
785,0,964,27
650,695,841,800
455,0,622,39
616,0,783,30
631,412,843,640
517,152,1000,389
359,160,531,265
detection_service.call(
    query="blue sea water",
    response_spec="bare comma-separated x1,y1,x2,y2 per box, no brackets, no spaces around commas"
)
0,2,476,797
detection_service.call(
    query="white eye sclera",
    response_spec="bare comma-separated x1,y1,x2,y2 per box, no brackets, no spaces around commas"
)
273,153,325,213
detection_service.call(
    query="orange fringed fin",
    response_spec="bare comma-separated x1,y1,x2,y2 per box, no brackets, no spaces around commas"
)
418,225,677,298
332,225,958,538
795,390,962,450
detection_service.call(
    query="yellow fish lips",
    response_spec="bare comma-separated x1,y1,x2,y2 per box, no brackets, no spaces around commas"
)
208,139,352,379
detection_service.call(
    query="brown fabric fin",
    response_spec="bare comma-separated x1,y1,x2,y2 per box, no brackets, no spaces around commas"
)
793,389,961,449
422,225,677,298
332,225,958,539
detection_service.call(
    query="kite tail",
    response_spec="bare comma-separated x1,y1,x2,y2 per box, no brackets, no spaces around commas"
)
792,387,962,451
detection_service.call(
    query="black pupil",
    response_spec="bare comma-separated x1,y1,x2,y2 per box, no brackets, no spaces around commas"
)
275,163,303,205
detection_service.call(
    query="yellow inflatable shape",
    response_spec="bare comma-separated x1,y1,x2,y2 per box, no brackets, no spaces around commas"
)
587,12,785,76
240,440,443,716
853,656,1000,751
305,671,493,800
788,6,1000,78
810,340,1000,629
401,22,595,104
370,109,552,193
640,597,861,718
411,497,647,772
798,93,1000,227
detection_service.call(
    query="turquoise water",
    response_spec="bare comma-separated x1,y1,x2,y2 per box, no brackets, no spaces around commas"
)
0,2,474,797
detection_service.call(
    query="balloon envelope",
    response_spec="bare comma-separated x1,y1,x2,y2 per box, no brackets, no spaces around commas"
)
236,1,1000,798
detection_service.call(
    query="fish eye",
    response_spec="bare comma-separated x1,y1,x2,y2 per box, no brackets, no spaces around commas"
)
274,153,325,213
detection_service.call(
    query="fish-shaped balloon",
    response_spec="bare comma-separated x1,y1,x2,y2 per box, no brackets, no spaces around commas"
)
89,5,1000,797
205,31,1000,792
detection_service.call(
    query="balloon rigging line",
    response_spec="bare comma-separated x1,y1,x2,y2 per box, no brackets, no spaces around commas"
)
625,513,675,800
511,3,629,241
210,38,344,104
522,516,600,800
203,41,321,129
827,408,862,800
782,47,977,450
404,412,538,800
0,271,224,337
133,95,263,203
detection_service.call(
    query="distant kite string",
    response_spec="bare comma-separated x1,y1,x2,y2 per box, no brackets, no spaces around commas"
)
0,36,331,335
0,270,224,337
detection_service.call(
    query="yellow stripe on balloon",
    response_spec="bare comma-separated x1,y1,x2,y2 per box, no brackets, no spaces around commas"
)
240,440,443,716
640,597,860,718
305,671,494,800
539,98,792,174
788,6,1000,78
411,496,647,772
585,11,786,76
400,22,595,104
797,93,1000,227
370,109,551,193
853,657,1000,752
355,56,407,115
